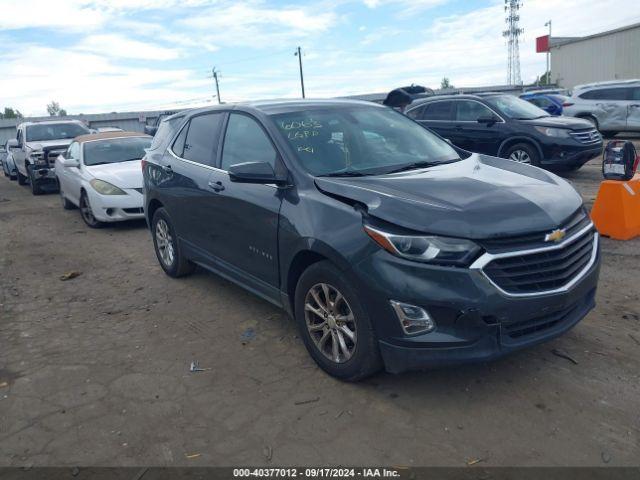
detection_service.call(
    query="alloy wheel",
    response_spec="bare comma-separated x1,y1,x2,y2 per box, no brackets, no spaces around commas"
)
80,194,98,226
155,219,175,267
304,283,357,363
509,149,531,164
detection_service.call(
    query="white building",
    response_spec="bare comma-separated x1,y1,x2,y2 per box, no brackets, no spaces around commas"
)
550,22,640,89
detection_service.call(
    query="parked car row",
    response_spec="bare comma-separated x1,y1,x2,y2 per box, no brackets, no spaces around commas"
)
1,119,151,227
2,100,601,381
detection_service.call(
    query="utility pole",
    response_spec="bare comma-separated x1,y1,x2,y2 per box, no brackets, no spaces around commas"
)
295,46,306,99
212,67,221,104
544,20,552,84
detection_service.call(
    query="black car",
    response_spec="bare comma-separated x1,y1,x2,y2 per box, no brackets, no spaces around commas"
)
143,100,600,381
406,93,603,171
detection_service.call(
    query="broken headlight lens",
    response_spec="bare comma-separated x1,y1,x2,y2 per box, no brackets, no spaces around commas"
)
31,151,47,166
364,225,481,266
90,179,126,195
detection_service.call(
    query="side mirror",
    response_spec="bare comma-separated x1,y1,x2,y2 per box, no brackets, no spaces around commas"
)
228,161,285,185
477,117,498,125
60,156,80,168
7,139,19,149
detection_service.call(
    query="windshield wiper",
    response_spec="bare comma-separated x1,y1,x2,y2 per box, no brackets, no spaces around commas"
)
320,170,368,177
384,160,446,174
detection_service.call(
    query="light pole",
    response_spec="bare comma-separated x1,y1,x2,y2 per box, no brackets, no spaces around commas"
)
544,20,552,84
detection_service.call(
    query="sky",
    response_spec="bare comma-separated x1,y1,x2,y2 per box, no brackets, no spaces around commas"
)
1,0,640,116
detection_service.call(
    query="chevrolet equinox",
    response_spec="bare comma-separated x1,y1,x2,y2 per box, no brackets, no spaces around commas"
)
143,100,600,381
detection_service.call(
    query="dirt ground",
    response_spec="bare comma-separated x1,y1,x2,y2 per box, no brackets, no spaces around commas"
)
0,146,639,467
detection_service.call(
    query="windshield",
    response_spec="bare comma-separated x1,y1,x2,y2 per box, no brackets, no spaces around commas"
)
25,123,89,142
484,95,550,120
271,106,460,176
83,136,152,166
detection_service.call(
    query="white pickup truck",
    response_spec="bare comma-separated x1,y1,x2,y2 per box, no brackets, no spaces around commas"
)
8,120,90,195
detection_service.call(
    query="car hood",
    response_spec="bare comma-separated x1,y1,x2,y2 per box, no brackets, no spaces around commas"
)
26,139,73,150
521,115,593,130
85,160,142,189
314,154,583,239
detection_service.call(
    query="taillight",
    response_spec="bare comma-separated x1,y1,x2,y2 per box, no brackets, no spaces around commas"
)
562,102,574,107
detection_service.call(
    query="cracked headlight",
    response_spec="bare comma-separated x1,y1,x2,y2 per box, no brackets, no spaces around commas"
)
364,225,481,267
534,126,571,138
31,151,47,166
90,179,126,195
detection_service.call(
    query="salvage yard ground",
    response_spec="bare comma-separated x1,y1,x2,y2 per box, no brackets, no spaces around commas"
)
1,141,639,466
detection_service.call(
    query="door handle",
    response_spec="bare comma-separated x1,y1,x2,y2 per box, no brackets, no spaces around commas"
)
208,180,225,192
162,165,173,174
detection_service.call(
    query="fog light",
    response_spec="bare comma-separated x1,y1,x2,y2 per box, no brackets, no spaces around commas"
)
106,208,114,216
390,300,435,335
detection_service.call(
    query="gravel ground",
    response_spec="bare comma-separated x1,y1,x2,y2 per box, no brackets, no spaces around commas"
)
0,150,639,467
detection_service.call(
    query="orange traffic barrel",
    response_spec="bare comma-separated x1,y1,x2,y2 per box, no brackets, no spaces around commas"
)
590,174,640,240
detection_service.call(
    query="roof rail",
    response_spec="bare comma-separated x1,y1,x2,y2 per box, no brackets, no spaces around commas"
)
574,79,640,90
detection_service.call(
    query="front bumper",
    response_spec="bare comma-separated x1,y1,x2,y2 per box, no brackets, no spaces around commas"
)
540,142,603,169
86,188,145,223
352,237,601,374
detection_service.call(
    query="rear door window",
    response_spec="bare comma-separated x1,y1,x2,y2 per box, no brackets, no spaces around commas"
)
455,100,496,121
180,113,225,166
220,113,277,171
420,101,454,121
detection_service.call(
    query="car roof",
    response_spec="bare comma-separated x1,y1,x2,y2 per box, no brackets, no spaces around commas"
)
573,79,640,91
73,131,151,143
18,119,86,128
175,98,385,119
408,93,497,108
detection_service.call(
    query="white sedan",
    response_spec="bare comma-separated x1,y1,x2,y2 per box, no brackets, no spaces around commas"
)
55,132,152,228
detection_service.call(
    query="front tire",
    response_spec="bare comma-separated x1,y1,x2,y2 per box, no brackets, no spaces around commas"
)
79,191,104,228
28,166,44,195
294,261,382,381
151,207,195,278
504,142,541,167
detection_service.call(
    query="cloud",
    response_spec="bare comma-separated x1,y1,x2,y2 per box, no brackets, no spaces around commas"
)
0,0,106,30
77,34,182,60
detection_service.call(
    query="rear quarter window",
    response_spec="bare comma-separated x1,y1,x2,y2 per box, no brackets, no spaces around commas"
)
149,115,185,151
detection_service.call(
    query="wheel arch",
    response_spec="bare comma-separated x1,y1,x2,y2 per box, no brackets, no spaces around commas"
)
497,136,543,160
146,198,164,229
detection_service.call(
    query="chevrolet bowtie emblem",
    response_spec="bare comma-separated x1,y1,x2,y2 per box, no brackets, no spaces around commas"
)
545,228,566,243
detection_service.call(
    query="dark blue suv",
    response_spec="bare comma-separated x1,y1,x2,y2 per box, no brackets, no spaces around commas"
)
143,100,600,380
406,93,602,171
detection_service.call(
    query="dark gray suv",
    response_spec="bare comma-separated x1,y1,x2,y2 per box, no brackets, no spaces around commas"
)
142,100,600,381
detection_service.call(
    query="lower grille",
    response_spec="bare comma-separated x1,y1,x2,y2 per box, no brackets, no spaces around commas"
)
482,228,596,295
504,303,578,339
123,208,143,214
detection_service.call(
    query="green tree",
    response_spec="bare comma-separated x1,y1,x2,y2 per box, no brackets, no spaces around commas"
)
47,101,61,116
1,107,23,119
59,108,68,116
440,77,454,89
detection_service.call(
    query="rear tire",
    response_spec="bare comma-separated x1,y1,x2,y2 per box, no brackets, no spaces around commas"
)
294,261,382,381
504,142,541,167
151,207,195,278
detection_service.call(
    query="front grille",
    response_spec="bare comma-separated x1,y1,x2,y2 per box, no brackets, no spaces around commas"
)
569,128,601,144
480,209,591,253
44,148,67,167
483,228,596,295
